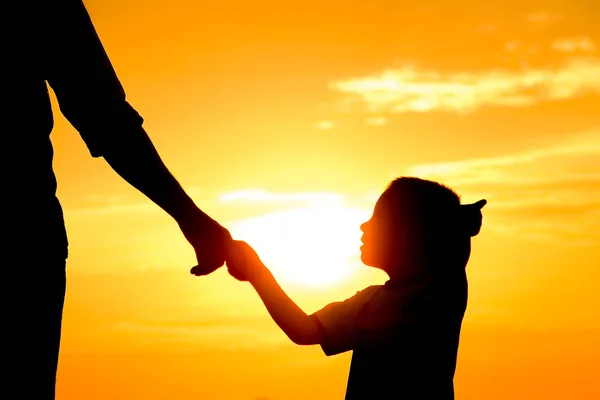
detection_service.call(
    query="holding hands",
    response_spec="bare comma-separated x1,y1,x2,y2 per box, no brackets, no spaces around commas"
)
225,240,268,283
178,207,267,283
178,208,233,276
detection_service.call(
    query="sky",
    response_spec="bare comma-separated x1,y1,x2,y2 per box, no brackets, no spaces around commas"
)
47,0,600,399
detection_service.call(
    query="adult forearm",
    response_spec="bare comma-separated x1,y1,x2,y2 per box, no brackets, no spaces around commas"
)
101,126,201,224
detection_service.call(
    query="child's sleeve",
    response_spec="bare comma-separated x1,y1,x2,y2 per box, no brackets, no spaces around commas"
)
311,286,381,356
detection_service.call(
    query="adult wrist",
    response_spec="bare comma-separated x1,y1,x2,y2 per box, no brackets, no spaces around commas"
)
173,197,209,226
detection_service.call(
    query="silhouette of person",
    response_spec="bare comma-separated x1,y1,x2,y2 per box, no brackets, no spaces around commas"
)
226,177,486,399
5,1,231,398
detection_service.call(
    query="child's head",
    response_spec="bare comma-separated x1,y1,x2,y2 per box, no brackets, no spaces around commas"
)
360,177,486,281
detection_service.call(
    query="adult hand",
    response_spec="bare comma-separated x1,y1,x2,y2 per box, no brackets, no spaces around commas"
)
178,209,233,276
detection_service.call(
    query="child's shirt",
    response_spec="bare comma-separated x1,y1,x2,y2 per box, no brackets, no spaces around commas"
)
312,272,468,399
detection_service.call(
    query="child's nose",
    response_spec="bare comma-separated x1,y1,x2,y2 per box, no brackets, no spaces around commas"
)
360,221,368,232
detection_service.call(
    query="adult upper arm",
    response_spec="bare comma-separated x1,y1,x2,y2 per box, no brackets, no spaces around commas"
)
45,0,143,157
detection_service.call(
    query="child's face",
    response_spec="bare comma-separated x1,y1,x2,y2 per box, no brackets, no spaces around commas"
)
359,190,403,272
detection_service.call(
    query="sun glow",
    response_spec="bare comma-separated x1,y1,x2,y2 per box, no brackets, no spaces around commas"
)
228,204,372,287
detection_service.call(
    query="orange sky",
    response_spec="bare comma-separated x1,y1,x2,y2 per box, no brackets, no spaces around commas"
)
49,1,600,399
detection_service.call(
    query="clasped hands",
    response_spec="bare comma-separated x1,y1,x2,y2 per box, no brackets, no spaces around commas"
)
177,208,264,282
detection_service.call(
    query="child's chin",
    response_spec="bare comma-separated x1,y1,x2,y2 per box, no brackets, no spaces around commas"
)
360,252,376,267
361,254,390,272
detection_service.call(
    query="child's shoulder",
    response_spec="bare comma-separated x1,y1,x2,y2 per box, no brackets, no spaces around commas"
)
354,285,384,300
338,285,383,309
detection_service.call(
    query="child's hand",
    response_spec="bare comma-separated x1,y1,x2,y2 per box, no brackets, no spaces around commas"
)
226,240,267,282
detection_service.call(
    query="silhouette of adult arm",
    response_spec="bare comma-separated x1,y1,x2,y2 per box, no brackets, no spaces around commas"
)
44,0,230,273
226,241,325,345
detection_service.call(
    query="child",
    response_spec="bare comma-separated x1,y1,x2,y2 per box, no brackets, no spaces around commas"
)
226,177,486,399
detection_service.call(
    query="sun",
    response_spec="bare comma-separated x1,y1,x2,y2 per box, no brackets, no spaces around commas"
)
228,204,371,287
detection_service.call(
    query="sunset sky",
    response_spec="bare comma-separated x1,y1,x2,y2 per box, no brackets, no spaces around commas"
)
50,1,600,399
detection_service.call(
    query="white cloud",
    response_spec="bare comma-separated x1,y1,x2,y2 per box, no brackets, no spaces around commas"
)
552,37,597,53
330,57,600,113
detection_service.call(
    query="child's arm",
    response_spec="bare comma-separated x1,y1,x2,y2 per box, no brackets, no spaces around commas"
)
227,241,325,346
251,268,325,345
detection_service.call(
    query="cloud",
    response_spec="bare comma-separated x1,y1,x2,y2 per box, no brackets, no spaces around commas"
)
365,116,388,126
408,132,600,178
526,11,563,24
113,317,287,349
219,189,343,205
64,196,156,215
503,41,539,54
552,37,597,54
330,57,600,114
62,186,213,216
64,190,347,218
403,131,600,244
316,120,335,130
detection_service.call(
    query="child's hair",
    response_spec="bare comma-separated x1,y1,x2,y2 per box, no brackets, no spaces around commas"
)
385,177,485,270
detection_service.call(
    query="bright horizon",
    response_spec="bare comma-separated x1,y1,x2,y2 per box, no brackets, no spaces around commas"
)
49,1,600,399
